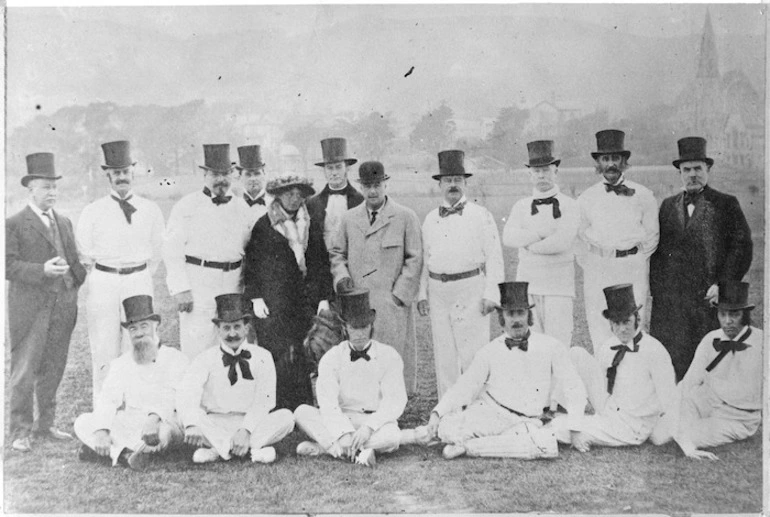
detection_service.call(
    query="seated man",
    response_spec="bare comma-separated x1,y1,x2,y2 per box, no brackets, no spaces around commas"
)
74,295,189,471
554,284,677,450
651,281,762,460
421,281,587,460
176,293,295,464
294,289,417,467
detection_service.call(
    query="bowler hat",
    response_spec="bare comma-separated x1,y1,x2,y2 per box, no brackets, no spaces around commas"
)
21,153,62,187
716,281,754,311
315,137,357,167
498,282,535,310
338,289,376,328
212,294,254,324
265,173,315,197
432,150,472,180
672,137,714,169
236,145,266,170
602,284,642,321
121,295,161,328
101,140,137,170
591,130,631,160
198,144,236,173
356,161,390,184
525,140,561,168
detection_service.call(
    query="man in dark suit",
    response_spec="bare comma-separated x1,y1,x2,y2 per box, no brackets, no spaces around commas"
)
6,153,87,452
650,137,752,380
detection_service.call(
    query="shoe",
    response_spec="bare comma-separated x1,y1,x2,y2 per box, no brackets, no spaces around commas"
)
12,436,32,453
127,449,151,471
35,427,73,441
192,447,221,464
442,444,466,460
78,444,105,463
296,441,325,457
354,448,376,467
251,446,276,464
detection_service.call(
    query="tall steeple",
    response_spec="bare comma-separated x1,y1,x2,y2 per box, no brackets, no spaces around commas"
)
696,9,720,79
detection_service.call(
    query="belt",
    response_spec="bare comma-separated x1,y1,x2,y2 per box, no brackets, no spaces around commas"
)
362,410,375,414
587,244,639,258
95,263,147,275
429,268,481,283
185,255,242,272
485,392,554,424
615,246,639,258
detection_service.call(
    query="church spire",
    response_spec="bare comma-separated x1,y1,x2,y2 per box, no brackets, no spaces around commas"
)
697,9,720,79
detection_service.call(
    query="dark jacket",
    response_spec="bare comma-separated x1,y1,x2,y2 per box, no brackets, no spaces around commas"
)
306,183,364,236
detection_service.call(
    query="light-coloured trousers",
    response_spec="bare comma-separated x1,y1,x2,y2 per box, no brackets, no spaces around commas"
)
294,404,400,455
193,409,295,460
531,294,573,348
86,267,153,403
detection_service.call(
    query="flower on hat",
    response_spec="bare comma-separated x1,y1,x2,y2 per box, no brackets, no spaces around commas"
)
265,174,315,197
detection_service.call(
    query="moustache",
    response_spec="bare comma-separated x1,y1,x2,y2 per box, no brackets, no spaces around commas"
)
511,322,526,329
603,166,620,174
225,335,241,342
115,180,129,184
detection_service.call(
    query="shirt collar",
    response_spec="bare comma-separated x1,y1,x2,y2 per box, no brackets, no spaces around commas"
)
28,202,48,218
220,341,247,356
346,340,377,358
603,174,626,187
532,185,560,199
244,189,266,201
367,196,388,217
110,189,133,199
441,195,467,208
328,182,349,194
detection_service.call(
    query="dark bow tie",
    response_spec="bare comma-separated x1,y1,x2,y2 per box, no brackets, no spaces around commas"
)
221,348,254,385
505,332,530,351
606,332,642,394
111,195,137,224
531,196,561,219
350,345,372,362
683,190,703,206
439,203,465,218
244,194,265,207
605,182,635,197
203,187,231,205
328,189,347,196
706,328,751,372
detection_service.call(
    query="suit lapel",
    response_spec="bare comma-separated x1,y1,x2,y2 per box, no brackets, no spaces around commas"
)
365,201,393,237
24,206,57,250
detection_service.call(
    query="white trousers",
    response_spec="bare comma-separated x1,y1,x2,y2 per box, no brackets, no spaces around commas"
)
428,275,490,398
74,408,184,466
531,294,573,348
180,264,243,359
294,404,400,455
194,409,295,460
86,267,154,403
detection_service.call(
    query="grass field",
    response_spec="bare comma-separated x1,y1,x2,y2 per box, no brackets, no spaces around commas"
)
4,170,765,514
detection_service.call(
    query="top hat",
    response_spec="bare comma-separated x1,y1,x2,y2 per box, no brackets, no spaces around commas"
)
121,295,161,328
315,137,357,167
21,153,62,187
672,137,714,169
101,140,137,170
356,161,390,184
338,289,376,328
265,173,315,197
525,140,561,168
236,145,266,171
198,144,236,173
498,282,535,310
602,284,642,320
432,150,473,180
591,130,631,160
212,293,254,324
716,281,754,311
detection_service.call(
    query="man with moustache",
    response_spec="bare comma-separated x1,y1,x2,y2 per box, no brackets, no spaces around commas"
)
176,294,295,464
503,140,579,348
236,144,270,230
6,153,87,452
577,130,659,350
76,141,165,401
417,150,504,398
329,161,423,395
307,137,365,253
163,144,253,359
73,295,189,471
650,137,752,380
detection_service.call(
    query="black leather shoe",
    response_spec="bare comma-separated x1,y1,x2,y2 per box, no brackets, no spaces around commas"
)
78,444,107,463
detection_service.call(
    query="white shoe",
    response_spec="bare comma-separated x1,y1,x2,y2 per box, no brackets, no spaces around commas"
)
296,441,325,457
192,447,221,464
354,448,376,467
251,446,276,464
442,444,466,460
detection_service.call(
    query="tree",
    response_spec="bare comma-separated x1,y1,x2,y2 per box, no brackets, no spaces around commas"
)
284,121,325,171
340,112,395,161
485,105,530,169
409,103,455,155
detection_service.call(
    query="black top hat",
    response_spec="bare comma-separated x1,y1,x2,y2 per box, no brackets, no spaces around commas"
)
315,137,357,167
338,289,376,328
236,145,266,171
356,161,390,184
498,282,535,310
672,137,714,169
199,144,236,173
101,140,137,170
21,153,62,187
433,150,473,180
716,281,754,311
591,130,631,160
121,295,161,328
212,293,254,324
602,284,642,321
525,140,561,168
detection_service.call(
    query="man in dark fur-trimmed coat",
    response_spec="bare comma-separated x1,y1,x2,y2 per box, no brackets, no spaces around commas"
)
650,137,752,381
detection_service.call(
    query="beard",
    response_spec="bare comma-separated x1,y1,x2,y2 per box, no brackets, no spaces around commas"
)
132,337,159,364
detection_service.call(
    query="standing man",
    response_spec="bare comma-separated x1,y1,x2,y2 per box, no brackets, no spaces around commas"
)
503,140,579,348
650,137,752,380
306,137,364,252
577,129,659,349
76,140,165,401
329,161,423,395
163,144,253,359
6,153,87,452
236,144,270,230
417,150,504,398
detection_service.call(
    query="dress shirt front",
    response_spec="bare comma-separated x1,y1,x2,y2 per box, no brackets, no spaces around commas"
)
27,202,53,228
324,187,350,246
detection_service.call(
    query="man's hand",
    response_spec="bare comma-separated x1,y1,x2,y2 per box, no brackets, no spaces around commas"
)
336,277,355,294
92,429,112,456
570,431,591,453
705,284,719,307
230,428,251,457
175,290,194,313
141,414,162,447
683,447,719,460
480,298,498,316
391,293,405,308
184,425,209,448
349,426,373,460
426,411,441,440
43,256,70,278
317,300,330,314
252,298,270,318
417,299,430,317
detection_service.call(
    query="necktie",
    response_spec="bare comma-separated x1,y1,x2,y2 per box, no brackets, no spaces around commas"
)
44,212,74,289
439,202,465,218
606,332,642,394
203,186,231,205
605,183,636,197
329,189,346,196
531,196,561,219
111,194,137,224
706,327,752,372
683,190,702,206
221,348,254,385
244,194,265,207
505,331,530,351
350,345,372,362
369,210,378,225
